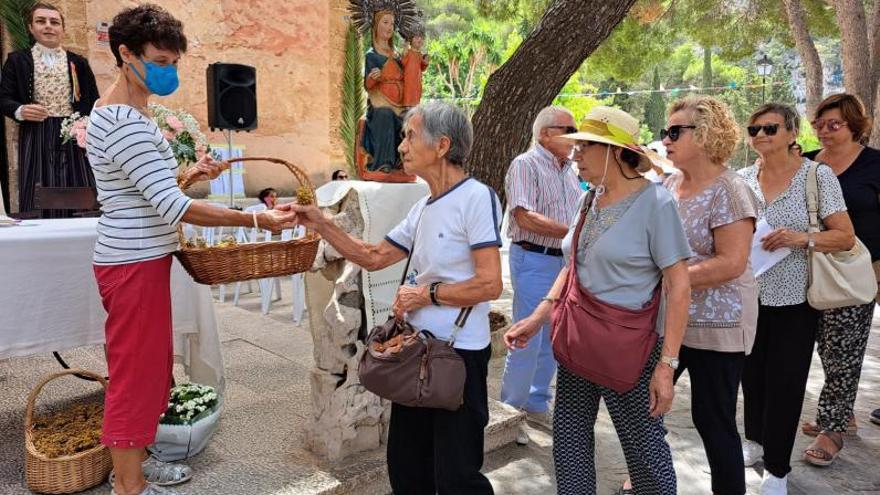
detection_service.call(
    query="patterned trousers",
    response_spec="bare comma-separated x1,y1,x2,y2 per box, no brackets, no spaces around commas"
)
815,302,876,433
553,344,676,495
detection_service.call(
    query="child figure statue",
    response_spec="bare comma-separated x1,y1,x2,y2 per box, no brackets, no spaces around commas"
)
401,25,428,109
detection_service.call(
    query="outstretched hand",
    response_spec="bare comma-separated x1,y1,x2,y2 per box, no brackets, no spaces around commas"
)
274,202,326,230
187,155,229,183
257,208,298,233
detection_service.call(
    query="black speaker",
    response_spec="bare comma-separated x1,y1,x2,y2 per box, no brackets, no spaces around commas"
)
206,63,257,131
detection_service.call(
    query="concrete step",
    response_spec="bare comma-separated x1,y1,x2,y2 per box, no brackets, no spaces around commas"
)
295,399,525,495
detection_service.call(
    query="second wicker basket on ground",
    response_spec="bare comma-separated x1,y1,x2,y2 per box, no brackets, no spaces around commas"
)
175,156,320,286
25,369,112,494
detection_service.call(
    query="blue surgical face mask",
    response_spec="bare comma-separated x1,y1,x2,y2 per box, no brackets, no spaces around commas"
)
128,58,179,96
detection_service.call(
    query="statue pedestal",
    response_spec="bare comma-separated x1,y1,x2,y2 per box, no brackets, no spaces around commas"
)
303,180,427,460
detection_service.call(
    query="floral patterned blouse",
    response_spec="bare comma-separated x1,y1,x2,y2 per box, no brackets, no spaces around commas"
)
32,43,73,117
666,170,760,353
739,159,848,307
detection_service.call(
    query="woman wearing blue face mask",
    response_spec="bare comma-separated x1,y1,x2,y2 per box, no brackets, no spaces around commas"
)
89,5,295,495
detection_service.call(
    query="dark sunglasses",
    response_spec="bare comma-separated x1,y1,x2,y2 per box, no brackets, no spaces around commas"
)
660,125,696,142
811,119,848,132
747,124,780,137
547,125,578,134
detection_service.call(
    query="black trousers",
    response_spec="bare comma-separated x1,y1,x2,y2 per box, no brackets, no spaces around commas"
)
387,345,494,495
675,346,746,495
742,303,820,478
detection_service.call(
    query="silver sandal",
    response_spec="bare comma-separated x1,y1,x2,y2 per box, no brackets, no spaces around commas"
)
111,482,187,494
109,456,193,487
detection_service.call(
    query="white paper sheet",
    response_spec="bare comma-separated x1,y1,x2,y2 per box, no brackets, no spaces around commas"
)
751,218,792,277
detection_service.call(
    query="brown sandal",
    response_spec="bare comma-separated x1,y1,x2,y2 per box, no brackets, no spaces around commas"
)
801,419,858,438
803,431,843,467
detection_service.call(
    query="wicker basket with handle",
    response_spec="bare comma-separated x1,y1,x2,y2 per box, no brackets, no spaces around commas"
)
174,156,320,286
25,369,112,494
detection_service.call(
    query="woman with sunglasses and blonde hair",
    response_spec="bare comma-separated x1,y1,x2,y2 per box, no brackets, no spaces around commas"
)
797,93,880,467
739,103,855,495
655,95,759,495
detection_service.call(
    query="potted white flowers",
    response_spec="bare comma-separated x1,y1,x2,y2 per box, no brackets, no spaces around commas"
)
150,383,221,462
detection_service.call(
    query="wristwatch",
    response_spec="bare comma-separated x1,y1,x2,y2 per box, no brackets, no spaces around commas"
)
429,282,442,306
660,355,680,370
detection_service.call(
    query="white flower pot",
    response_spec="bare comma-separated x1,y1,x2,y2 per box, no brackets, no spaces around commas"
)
150,407,221,462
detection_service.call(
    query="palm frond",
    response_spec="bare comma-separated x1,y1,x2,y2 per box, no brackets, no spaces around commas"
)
339,24,366,177
0,0,35,51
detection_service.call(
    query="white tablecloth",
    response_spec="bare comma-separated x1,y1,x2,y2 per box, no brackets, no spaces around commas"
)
0,218,224,390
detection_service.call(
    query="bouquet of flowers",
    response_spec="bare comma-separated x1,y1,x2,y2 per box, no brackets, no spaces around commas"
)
60,112,89,148
159,383,219,425
148,103,210,167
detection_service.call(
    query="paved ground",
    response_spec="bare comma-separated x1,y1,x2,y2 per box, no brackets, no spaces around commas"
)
1,278,879,494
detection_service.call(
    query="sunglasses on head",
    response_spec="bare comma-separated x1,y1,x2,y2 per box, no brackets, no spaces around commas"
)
811,119,848,132
747,124,780,137
547,125,578,134
660,125,696,142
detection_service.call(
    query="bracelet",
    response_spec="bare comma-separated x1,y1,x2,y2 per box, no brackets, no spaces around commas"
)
429,282,442,306
541,296,559,304
252,211,260,230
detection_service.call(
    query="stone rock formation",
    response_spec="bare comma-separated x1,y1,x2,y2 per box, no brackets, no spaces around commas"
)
303,189,389,460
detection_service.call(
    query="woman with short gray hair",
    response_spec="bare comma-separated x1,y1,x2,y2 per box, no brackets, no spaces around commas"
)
283,102,502,494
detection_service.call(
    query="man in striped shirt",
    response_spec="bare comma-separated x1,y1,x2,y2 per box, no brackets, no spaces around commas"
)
500,106,582,444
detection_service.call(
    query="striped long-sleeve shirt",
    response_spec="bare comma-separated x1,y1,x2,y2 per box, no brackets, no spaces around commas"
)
504,144,582,249
86,104,193,265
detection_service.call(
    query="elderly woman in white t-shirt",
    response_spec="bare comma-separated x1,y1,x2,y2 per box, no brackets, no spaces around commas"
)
284,102,502,494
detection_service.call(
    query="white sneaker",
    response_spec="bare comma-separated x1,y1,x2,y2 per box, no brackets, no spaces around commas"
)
743,439,764,467
760,471,787,495
526,410,553,430
515,425,529,446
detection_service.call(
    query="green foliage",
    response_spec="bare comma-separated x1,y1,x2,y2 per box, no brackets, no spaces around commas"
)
339,24,365,177
0,0,35,51
798,118,821,153
552,70,613,124
644,67,666,139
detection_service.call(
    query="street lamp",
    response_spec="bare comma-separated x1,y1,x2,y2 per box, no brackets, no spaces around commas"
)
756,54,774,103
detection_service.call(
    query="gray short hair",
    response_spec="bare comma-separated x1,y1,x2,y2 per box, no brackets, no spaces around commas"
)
532,106,574,144
404,102,473,166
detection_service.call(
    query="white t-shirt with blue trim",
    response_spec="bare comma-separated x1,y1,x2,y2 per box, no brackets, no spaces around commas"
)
385,177,503,350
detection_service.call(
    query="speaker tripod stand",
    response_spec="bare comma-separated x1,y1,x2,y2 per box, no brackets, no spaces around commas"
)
223,129,237,209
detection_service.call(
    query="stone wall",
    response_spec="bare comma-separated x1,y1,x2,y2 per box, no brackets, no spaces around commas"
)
2,0,352,210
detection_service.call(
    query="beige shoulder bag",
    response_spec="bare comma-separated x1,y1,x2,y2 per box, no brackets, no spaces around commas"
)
805,162,877,309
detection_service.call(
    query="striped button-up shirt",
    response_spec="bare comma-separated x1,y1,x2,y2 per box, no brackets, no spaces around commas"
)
505,144,582,249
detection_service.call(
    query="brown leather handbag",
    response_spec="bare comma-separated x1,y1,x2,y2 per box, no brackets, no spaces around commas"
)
358,307,471,411
357,210,471,411
551,196,661,393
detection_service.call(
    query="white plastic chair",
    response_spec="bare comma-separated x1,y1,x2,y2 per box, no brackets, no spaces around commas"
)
281,226,307,323
232,204,282,314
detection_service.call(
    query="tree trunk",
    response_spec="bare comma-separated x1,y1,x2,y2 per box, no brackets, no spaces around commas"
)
468,0,637,203
783,0,824,118
834,0,873,111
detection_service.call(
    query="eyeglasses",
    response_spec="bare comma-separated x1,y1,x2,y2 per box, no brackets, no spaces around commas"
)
660,125,696,142
547,125,578,134
811,119,848,132
747,124,780,137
